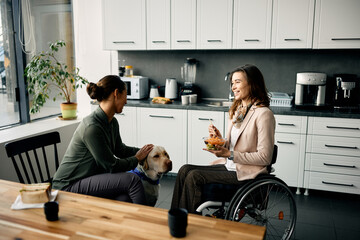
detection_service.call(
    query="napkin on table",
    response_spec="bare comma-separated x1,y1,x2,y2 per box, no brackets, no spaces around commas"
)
11,190,58,210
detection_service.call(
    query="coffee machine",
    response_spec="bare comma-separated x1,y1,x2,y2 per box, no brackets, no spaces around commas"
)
295,72,327,108
332,74,359,111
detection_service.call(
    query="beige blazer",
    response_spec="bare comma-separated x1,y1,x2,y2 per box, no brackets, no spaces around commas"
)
212,105,275,181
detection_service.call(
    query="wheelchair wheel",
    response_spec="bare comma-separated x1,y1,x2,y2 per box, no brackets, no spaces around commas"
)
225,176,296,240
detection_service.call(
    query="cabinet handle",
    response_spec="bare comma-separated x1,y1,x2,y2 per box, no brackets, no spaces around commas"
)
322,181,354,187
198,118,214,121
152,41,166,43
117,113,125,116
277,141,294,144
149,115,174,119
177,40,190,43
326,126,360,130
207,40,222,42
325,144,358,149
113,41,135,44
331,38,360,41
284,38,300,41
278,123,295,126
323,163,356,168
244,39,260,42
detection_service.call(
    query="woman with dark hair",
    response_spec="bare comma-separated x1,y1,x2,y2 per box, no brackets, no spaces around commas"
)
53,75,152,204
171,64,275,213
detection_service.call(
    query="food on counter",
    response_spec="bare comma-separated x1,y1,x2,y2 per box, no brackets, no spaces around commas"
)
20,183,51,204
203,136,226,150
152,97,172,104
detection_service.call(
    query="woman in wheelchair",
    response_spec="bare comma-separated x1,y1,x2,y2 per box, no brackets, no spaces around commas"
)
171,64,276,213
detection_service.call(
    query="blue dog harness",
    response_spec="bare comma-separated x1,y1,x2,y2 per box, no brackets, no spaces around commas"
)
129,168,160,185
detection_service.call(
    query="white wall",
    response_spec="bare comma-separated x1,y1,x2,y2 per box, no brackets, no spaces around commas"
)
73,0,118,116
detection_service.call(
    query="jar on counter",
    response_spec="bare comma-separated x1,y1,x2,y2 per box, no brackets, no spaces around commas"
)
125,65,133,77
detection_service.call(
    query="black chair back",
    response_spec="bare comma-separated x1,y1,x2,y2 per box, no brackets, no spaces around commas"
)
5,131,61,184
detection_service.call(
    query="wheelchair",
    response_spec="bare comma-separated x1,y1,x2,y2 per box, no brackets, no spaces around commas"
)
196,145,297,240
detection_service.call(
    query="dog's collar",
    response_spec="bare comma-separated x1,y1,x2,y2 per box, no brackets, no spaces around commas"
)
129,168,160,185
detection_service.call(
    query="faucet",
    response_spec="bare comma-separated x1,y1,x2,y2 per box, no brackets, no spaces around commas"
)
225,72,233,102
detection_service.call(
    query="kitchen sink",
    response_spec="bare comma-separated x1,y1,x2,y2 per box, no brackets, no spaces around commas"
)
206,101,233,107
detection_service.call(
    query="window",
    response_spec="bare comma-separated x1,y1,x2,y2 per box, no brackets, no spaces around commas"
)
0,0,74,129
0,0,20,128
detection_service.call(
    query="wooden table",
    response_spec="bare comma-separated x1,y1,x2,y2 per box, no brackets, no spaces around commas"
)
0,179,265,240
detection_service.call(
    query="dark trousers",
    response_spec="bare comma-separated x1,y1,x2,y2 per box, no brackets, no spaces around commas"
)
64,172,146,205
171,164,242,213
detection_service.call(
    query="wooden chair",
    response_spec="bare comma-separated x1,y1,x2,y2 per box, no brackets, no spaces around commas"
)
5,131,61,184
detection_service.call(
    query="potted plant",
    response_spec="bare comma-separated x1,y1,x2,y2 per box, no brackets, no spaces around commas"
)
24,40,88,119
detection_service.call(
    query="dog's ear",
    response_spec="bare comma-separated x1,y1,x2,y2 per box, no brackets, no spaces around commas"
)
141,157,149,170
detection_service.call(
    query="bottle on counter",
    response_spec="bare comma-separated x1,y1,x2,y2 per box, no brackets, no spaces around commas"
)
125,65,133,77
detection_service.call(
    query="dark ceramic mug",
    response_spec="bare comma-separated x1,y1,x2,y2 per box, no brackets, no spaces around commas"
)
168,208,188,238
44,201,59,221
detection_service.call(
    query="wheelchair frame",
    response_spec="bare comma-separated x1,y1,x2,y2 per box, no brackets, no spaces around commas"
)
196,146,297,240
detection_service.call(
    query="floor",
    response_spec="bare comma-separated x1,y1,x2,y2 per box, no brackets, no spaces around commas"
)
155,175,360,240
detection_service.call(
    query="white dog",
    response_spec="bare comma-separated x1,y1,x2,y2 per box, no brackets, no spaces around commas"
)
130,146,172,206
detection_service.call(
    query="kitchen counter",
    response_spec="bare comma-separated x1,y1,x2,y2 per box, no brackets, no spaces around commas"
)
125,99,360,119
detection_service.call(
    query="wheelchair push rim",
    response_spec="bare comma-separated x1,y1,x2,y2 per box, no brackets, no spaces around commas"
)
225,178,297,240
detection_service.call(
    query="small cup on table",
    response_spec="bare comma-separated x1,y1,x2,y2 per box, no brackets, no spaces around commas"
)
44,201,59,221
168,208,188,238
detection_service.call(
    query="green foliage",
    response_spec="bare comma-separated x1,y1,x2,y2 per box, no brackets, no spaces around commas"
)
24,40,88,114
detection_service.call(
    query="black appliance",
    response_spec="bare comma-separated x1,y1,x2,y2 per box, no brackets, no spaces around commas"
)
327,74,360,111
179,82,200,97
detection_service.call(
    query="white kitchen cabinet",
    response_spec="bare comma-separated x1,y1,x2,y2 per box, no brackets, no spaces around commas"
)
274,115,307,193
305,117,360,195
115,107,137,147
137,108,188,173
102,0,146,50
171,0,196,49
188,110,225,165
197,0,233,49
147,0,171,50
313,0,360,49
271,0,315,49
233,0,272,49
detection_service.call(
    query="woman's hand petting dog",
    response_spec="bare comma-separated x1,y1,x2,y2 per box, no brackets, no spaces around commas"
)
203,145,231,158
135,144,154,163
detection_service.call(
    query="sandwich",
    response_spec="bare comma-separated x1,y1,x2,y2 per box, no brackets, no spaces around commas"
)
152,97,172,104
20,183,51,204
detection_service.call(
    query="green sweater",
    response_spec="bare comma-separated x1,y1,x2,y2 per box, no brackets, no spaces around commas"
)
52,107,139,190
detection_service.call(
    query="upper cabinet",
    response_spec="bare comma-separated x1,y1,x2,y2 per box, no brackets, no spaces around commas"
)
233,0,272,49
313,0,360,49
196,0,233,49
271,0,315,49
102,0,146,50
171,0,196,49
147,0,171,50
102,0,359,50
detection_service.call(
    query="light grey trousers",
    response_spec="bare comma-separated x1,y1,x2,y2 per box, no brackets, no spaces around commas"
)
64,172,146,205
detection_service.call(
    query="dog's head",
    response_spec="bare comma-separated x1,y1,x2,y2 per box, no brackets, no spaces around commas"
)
139,146,172,181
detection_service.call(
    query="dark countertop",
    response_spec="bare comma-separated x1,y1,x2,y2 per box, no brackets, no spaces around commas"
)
124,100,360,119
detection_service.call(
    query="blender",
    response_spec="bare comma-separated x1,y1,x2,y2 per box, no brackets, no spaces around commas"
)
180,58,200,97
